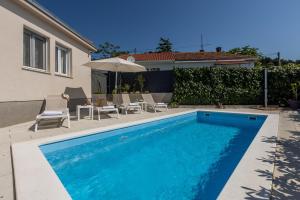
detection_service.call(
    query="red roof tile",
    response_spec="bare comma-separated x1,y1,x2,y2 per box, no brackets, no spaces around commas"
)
174,52,254,61
119,52,256,62
119,52,174,61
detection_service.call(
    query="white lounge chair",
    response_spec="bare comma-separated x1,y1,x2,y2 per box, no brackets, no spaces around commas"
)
117,94,142,115
34,94,70,132
142,93,168,112
93,99,119,120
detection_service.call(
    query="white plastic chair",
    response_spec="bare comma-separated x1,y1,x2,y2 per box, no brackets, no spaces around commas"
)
142,93,168,112
34,94,70,132
117,94,142,115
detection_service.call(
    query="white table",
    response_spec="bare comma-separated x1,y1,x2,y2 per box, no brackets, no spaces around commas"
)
137,101,147,112
76,105,93,120
95,107,119,121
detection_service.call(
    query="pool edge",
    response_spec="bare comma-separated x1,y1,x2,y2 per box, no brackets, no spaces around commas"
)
217,113,279,199
11,109,278,200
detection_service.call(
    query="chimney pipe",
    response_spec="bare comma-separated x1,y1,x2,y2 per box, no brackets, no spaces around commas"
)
216,47,222,52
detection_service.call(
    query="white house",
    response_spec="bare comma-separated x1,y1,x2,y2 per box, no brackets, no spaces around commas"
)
120,50,256,71
0,0,97,127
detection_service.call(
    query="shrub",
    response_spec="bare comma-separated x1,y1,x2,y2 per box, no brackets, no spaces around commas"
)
173,66,300,105
172,67,263,105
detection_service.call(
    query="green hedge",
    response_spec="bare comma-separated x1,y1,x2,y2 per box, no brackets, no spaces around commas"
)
268,66,300,105
172,66,300,105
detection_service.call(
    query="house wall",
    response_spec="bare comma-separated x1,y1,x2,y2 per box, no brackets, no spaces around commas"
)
0,0,92,127
174,61,215,69
137,61,175,71
91,70,107,94
136,60,255,71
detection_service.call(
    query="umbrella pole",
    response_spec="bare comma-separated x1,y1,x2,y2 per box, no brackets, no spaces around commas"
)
115,71,118,92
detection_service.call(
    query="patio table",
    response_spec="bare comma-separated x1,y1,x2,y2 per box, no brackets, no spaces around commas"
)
136,101,147,112
77,105,93,120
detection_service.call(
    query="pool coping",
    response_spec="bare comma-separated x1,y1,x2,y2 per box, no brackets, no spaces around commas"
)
11,109,279,200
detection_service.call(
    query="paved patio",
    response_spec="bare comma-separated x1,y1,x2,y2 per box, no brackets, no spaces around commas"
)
0,107,299,200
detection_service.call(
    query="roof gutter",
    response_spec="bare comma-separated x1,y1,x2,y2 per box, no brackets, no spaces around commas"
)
135,60,174,63
175,58,256,63
175,60,217,63
13,0,97,52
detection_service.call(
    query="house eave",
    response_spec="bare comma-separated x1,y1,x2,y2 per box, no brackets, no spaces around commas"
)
13,0,97,52
175,59,256,64
135,60,174,64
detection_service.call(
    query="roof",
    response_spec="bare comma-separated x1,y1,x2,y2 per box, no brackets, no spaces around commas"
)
21,0,97,51
119,52,256,63
119,52,174,61
174,52,255,61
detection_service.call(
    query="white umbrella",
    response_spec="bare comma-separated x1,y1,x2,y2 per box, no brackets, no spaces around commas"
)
83,57,146,90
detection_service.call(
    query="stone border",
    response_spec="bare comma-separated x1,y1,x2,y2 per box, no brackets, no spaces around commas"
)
217,111,279,199
11,109,278,200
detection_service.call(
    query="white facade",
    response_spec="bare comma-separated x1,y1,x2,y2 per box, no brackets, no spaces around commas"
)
136,60,255,71
0,0,97,127
0,0,96,102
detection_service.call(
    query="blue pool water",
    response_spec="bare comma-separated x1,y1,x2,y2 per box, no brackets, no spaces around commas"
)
40,111,266,200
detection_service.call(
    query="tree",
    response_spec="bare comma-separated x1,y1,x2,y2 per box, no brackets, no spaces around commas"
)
228,45,262,58
228,45,263,66
156,37,173,52
260,57,298,67
94,42,129,59
228,45,299,67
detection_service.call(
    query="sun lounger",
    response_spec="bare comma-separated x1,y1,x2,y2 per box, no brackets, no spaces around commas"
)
93,99,119,120
117,94,142,115
34,94,70,132
142,93,168,112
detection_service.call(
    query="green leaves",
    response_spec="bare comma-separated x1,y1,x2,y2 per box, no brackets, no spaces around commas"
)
95,42,129,59
228,45,262,58
156,37,173,53
172,67,263,105
268,67,300,104
173,66,300,106
136,74,145,92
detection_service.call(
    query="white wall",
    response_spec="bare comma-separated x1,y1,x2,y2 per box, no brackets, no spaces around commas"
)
0,0,92,102
136,60,255,71
137,61,175,71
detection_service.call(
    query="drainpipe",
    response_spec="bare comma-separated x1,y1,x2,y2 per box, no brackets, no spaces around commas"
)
264,68,268,108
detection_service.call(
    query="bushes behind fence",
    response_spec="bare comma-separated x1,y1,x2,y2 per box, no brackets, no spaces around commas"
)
172,66,300,105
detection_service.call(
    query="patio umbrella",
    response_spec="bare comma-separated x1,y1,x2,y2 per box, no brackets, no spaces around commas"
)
83,57,146,91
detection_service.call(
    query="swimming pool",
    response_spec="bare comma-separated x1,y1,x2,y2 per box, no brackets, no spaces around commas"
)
40,111,266,200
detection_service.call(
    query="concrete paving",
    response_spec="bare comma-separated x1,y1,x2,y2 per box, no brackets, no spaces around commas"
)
271,111,300,200
0,107,299,200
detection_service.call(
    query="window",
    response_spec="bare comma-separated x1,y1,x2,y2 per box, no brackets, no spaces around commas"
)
149,68,160,71
23,29,48,70
147,68,160,71
55,45,71,76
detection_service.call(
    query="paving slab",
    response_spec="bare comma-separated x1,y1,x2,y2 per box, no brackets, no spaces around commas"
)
271,111,300,200
0,143,12,177
0,174,14,200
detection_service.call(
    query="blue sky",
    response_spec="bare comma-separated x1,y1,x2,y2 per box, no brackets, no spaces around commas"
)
37,0,300,59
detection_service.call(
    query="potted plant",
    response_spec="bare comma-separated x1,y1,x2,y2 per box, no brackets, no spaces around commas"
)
136,74,145,92
288,82,300,109
170,102,179,108
122,84,130,94
214,84,225,109
112,89,117,94
215,99,225,109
